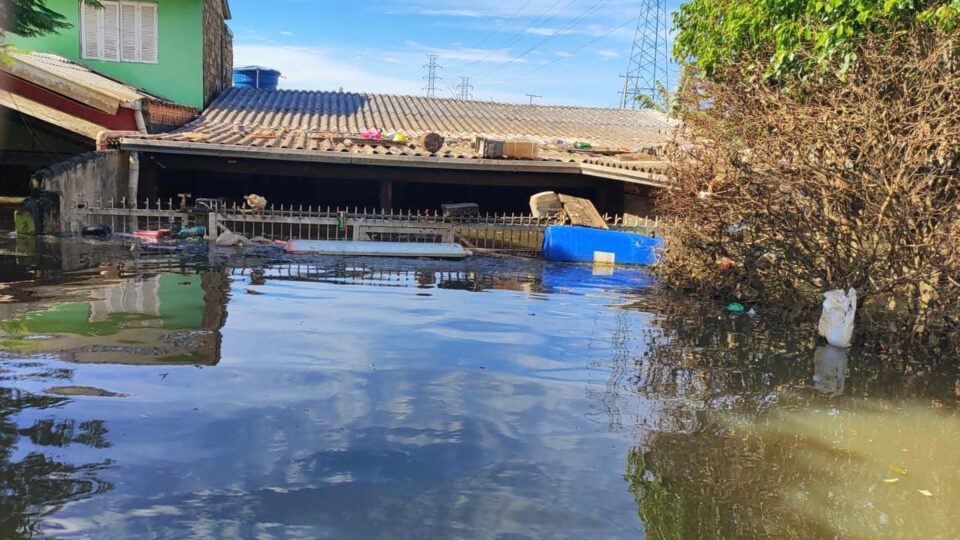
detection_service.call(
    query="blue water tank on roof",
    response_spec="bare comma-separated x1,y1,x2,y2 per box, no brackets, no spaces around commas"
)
233,66,281,90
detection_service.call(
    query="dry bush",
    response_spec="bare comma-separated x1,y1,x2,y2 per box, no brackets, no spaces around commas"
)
659,31,960,351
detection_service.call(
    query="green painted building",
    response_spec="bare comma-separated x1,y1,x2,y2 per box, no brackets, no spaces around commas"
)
7,0,233,109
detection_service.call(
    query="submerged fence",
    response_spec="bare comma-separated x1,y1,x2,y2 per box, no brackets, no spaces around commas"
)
73,198,659,254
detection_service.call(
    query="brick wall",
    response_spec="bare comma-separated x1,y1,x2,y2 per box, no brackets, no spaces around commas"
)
203,0,233,107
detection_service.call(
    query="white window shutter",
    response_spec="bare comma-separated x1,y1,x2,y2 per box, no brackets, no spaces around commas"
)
120,3,139,62
81,2,100,59
139,4,158,63
101,2,121,61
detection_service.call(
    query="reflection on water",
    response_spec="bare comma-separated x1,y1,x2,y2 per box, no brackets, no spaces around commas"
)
0,237,956,538
1,268,228,365
0,365,113,538
622,299,960,539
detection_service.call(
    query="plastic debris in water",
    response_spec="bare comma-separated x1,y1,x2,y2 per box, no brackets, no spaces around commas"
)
727,220,748,235
879,472,899,483
726,303,745,313
917,490,933,497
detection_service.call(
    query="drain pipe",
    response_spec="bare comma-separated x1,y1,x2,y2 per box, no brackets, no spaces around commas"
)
128,152,140,205
129,104,147,205
95,101,149,205
134,108,147,134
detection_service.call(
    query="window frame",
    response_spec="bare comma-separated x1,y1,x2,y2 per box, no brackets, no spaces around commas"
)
80,0,159,65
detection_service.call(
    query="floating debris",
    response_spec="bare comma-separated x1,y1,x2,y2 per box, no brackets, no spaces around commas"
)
45,386,126,398
726,302,745,313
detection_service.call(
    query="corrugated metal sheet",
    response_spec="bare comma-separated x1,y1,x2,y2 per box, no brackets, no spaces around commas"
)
158,88,674,149
4,52,150,108
1,52,195,116
0,90,107,139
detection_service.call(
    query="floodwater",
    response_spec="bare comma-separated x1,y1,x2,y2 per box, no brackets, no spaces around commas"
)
0,237,958,539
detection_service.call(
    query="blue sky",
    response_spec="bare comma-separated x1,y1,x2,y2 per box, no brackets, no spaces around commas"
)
230,0,682,108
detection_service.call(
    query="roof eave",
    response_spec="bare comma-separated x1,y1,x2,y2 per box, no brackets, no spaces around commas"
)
0,90,106,140
0,59,123,114
118,138,583,174
579,162,669,188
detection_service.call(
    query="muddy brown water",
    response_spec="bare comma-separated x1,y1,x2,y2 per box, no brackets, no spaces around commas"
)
0,237,958,539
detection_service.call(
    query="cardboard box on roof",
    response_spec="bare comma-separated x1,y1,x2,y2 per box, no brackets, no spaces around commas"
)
504,139,539,159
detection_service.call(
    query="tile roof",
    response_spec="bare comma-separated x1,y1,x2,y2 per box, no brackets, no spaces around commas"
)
168,87,675,149
122,88,674,184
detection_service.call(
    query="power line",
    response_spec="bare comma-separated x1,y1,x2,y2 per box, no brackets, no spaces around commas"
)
422,54,442,98
619,0,669,109
497,16,635,84
474,0,615,80
466,0,537,51
450,0,573,73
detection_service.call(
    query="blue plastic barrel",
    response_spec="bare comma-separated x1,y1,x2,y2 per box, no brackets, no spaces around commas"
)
542,226,664,265
233,66,281,90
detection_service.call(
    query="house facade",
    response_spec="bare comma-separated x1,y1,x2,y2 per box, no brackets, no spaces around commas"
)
7,0,232,109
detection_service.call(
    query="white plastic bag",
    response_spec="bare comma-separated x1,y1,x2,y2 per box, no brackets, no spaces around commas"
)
817,288,857,348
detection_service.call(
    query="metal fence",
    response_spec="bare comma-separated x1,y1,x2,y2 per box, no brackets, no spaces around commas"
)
73,198,659,254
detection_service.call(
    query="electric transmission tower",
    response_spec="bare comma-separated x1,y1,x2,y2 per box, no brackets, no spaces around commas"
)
456,77,474,100
423,55,442,98
619,0,669,109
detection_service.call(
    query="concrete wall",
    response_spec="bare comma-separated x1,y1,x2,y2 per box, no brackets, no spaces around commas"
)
34,151,128,233
9,0,207,108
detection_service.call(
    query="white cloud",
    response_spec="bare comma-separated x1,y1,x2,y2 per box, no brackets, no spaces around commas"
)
279,31,294,36
418,9,482,17
403,40,524,64
555,51,574,58
596,49,619,59
233,44,424,95
524,27,557,37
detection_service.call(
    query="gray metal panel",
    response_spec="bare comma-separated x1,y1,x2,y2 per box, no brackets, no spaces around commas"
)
285,240,470,259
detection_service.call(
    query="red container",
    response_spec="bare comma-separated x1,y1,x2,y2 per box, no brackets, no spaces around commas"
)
133,230,172,243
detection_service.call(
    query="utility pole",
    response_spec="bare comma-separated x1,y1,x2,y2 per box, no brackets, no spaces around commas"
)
619,0,669,109
525,93,542,105
423,55,441,98
456,77,474,100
